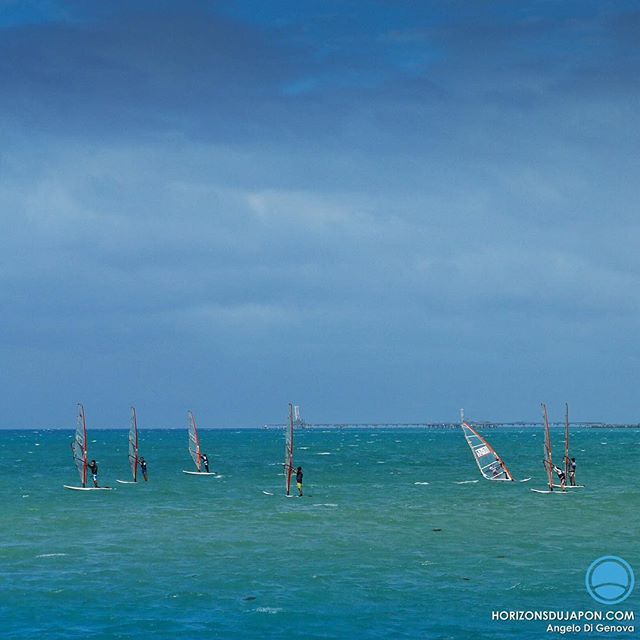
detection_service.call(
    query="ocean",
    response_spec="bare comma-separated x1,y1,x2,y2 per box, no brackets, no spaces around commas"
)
1,426,638,639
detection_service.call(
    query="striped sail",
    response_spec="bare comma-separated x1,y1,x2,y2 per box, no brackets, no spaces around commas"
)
188,411,201,471
461,421,514,481
72,403,88,487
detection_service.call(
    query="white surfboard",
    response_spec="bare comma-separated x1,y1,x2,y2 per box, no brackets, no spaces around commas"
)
552,484,585,488
64,485,113,491
182,470,219,476
530,488,567,494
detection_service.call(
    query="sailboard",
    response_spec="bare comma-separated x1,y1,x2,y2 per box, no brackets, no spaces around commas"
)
182,411,218,475
64,404,112,491
117,406,140,484
460,420,514,481
285,403,295,496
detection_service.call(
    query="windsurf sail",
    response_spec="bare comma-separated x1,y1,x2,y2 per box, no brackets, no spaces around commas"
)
71,403,88,487
563,403,570,479
285,403,294,495
461,421,514,481
188,410,201,471
542,403,554,490
128,406,139,482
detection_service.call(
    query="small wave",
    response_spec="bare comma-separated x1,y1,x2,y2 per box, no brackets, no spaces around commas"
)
298,446,310,450
414,482,430,485
455,480,479,484
316,452,332,455
255,607,282,614
36,553,68,558
312,503,338,508
376,461,386,464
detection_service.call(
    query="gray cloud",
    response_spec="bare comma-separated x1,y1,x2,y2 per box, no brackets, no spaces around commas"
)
1,1,639,425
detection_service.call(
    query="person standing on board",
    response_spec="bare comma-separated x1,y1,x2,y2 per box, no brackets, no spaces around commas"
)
567,457,576,486
200,453,211,473
88,459,99,487
140,457,148,481
295,466,303,496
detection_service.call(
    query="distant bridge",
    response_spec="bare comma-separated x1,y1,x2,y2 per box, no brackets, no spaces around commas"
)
264,421,639,429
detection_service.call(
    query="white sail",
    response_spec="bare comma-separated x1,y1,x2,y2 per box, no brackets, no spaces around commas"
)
461,421,514,481
129,406,139,482
188,410,201,471
285,403,294,495
71,403,88,487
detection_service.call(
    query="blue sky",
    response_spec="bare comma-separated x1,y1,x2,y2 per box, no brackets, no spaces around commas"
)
1,1,639,427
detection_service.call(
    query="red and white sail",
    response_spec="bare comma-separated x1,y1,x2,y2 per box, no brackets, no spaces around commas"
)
284,403,294,495
72,403,88,487
461,421,514,481
542,403,554,490
188,410,201,471
129,406,139,482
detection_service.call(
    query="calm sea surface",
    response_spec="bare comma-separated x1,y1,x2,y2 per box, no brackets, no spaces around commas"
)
1,427,638,639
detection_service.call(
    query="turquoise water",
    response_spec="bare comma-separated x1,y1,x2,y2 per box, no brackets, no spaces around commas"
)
1,427,638,639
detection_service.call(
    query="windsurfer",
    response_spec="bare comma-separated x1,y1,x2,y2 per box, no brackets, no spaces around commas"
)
552,464,566,490
88,459,99,487
140,457,148,481
567,457,576,486
200,453,210,473
295,466,303,496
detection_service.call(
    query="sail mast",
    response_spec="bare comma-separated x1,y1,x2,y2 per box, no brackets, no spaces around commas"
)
285,403,295,495
188,411,201,471
129,406,139,482
542,403,554,490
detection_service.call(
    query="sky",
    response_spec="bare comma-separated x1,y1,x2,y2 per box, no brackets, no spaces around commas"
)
1,1,640,428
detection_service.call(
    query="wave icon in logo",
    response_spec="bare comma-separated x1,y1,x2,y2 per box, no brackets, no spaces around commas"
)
585,556,635,605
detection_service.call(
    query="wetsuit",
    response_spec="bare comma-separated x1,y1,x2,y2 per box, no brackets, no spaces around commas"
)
88,461,98,486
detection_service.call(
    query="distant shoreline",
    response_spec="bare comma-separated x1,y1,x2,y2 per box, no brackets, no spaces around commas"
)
1,422,639,431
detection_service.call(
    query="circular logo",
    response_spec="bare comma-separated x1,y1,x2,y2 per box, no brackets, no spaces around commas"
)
585,556,635,605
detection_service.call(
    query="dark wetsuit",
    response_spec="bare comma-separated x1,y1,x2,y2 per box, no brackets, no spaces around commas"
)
140,459,148,480
88,461,98,486
201,455,209,473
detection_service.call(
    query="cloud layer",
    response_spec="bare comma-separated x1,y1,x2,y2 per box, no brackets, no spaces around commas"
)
1,1,639,426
